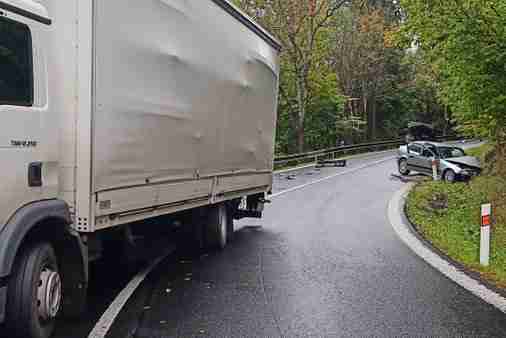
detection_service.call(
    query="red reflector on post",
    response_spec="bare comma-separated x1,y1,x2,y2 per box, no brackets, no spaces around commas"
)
481,203,492,227
482,215,491,227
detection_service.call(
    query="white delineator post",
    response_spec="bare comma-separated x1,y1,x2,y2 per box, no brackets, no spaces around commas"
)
432,159,439,181
480,203,492,267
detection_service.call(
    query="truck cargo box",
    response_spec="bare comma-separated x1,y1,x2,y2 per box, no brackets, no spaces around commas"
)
68,0,281,231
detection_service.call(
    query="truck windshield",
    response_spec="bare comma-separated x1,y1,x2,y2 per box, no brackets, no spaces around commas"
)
0,17,33,106
438,147,465,159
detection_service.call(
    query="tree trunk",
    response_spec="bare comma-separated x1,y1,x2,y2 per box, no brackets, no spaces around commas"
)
295,73,307,153
297,126,305,154
497,127,506,177
370,98,377,140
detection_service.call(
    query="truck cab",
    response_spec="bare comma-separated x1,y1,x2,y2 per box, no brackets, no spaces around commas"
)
0,0,56,235
0,3,78,338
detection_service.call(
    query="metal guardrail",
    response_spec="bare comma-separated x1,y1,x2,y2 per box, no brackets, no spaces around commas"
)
274,139,404,167
273,135,469,167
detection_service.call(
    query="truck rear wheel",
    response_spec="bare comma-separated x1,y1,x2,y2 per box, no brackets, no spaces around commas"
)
205,204,228,250
226,208,234,242
6,242,61,338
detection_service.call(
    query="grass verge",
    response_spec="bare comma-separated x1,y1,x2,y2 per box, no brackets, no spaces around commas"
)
406,143,506,287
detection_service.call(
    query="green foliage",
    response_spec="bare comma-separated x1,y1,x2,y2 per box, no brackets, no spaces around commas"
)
407,144,506,286
381,51,450,137
233,0,455,154
305,73,346,149
399,0,506,141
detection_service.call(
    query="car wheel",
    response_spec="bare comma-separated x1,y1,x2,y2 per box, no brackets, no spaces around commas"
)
398,159,410,176
6,242,61,338
443,169,456,183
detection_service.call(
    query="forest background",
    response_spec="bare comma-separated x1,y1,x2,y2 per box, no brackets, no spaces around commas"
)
232,0,505,173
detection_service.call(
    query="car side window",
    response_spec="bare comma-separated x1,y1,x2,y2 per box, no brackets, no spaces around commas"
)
408,144,422,154
0,17,33,106
451,148,465,157
422,149,434,157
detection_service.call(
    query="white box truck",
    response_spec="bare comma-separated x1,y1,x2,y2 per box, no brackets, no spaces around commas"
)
0,1,280,337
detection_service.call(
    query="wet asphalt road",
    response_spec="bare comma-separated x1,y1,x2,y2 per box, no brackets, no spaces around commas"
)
45,142,505,338
98,143,506,338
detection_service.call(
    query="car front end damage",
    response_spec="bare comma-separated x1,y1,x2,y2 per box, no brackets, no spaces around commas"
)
441,157,481,181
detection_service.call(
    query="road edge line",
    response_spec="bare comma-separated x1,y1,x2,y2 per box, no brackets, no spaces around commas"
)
388,184,506,313
88,247,175,338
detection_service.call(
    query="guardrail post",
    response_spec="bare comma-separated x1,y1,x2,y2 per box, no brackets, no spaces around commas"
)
480,203,492,267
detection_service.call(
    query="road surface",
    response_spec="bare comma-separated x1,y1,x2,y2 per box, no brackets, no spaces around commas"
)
54,143,506,338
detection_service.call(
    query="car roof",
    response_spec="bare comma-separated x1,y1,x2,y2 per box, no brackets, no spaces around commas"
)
412,141,450,147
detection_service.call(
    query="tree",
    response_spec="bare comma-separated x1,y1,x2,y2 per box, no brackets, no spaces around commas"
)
235,0,347,152
329,0,449,141
234,0,451,154
399,0,506,172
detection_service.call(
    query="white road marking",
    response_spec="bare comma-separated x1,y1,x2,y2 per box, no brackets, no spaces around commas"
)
274,163,316,174
88,153,396,337
274,149,396,174
88,247,175,338
272,156,395,198
388,184,506,313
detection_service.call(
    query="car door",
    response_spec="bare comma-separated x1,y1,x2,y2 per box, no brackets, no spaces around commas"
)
406,143,423,172
417,146,436,174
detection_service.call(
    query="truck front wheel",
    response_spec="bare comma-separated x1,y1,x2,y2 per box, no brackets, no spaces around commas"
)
6,242,61,338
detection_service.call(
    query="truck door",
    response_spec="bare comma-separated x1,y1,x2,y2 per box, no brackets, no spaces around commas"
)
0,12,51,226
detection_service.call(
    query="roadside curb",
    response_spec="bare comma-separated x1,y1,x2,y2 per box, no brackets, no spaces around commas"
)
388,184,506,313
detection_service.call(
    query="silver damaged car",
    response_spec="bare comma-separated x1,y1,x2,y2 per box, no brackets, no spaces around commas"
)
397,142,481,183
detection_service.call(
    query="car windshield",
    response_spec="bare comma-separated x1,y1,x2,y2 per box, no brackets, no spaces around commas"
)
437,146,466,159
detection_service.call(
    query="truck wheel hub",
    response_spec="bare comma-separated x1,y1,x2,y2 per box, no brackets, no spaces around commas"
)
37,268,62,321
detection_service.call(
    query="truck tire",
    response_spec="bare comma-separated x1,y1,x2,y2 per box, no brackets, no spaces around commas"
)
226,204,235,242
6,242,62,338
205,204,228,250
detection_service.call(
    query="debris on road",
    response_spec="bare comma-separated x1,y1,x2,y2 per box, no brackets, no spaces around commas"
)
316,159,347,168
